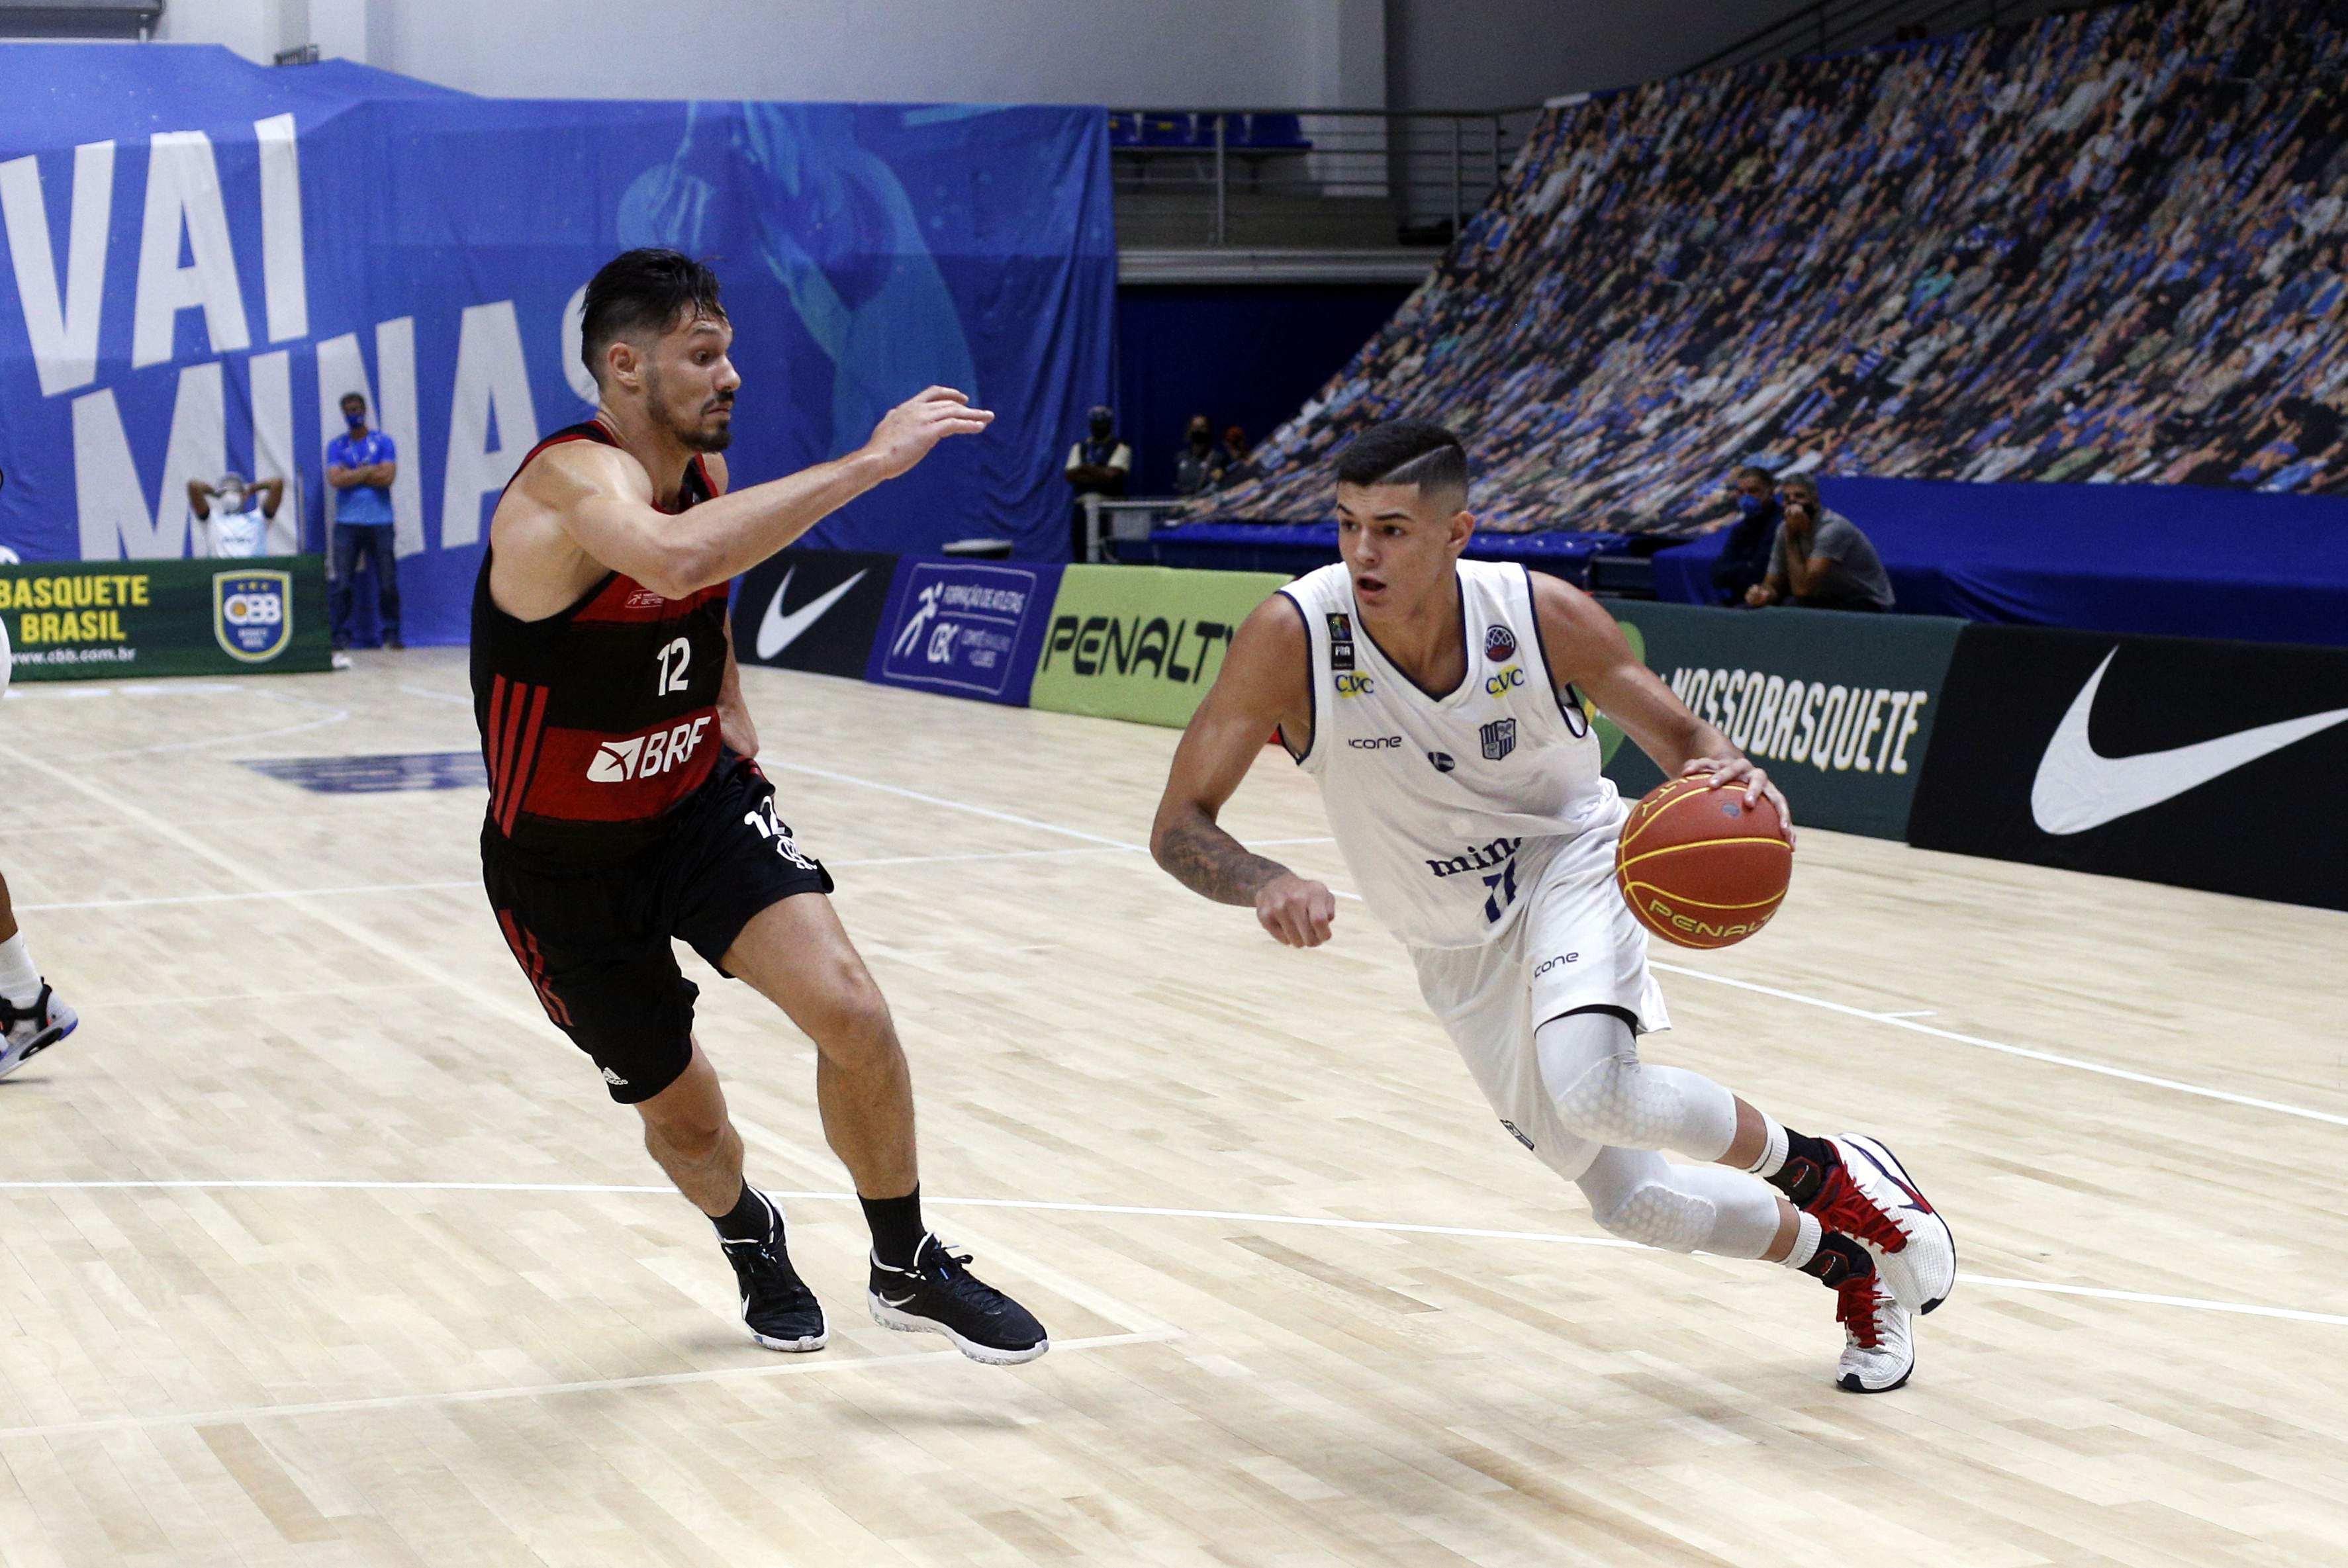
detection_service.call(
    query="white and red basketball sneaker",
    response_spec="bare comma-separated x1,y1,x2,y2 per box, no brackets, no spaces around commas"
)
1834,1268,1914,1393
1803,1134,1956,1316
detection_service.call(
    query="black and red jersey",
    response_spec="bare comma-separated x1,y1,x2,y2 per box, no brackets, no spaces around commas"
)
471,421,730,867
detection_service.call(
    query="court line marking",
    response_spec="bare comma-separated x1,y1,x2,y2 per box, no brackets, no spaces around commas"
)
0,1331,1175,1443
3,1180,2341,1330
763,770,2348,1133
1647,961,2348,1130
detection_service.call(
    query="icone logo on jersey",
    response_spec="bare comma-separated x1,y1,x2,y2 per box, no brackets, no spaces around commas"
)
1335,672,1377,697
1348,735,1403,750
1484,624,1516,663
588,716,711,784
1485,665,1525,696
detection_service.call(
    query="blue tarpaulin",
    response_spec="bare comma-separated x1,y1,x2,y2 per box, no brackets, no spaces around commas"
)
0,45,1115,643
1650,477,2348,647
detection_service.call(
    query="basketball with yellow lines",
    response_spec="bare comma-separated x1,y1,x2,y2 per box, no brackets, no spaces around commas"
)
1613,775,1793,949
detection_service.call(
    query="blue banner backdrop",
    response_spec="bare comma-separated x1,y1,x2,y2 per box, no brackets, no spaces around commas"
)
0,46,1115,643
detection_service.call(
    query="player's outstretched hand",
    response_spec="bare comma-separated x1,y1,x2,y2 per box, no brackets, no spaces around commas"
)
1256,872,1337,948
865,387,995,480
1681,755,1797,847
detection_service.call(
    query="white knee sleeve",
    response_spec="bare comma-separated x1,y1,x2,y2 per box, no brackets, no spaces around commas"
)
1536,1011,1738,1160
1576,1147,1781,1260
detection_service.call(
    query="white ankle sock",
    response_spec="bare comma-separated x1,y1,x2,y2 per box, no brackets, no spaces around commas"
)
1780,1209,1822,1272
1745,1116,1789,1179
0,933,40,1007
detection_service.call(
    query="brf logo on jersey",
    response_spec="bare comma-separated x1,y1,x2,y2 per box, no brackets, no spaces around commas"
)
1484,623,1516,663
588,716,711,783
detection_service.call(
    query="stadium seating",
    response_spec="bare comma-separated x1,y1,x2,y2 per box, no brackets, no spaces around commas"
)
1187,0,2348,565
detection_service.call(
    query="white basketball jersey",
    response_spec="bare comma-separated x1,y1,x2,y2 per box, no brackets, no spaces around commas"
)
1284,559,1622,949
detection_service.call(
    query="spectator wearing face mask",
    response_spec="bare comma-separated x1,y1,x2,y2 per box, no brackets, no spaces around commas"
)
187,472,285,559
1064,404,1131,559
1172,414,1225,497
1710,464,1781,605
325,391,402,661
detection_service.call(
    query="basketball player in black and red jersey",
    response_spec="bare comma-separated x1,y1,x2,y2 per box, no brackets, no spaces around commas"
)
474,249,1046,1363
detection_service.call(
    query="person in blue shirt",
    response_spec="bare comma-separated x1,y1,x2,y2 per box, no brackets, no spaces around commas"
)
325,391,402,658
1710,465,1782,605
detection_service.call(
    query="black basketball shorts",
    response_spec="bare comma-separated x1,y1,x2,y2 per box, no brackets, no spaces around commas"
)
481,755,833,1104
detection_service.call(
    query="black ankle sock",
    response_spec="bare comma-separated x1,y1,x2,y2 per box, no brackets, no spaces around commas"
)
1800,1232,1874,1289
711,1183,775,1245
860,1187,926,1269
1766,1129,1840,1207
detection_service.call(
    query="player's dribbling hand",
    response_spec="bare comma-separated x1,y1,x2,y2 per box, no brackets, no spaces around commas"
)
1256,872,1337,948
865,387,996,479
1681,755,1797,847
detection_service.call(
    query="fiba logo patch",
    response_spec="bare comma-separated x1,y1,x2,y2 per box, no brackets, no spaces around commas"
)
1480,717,1517,761
212,570,292,663
1483,623,1516,663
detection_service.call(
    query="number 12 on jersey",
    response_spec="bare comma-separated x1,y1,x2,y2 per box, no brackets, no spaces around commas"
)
655,637,692,695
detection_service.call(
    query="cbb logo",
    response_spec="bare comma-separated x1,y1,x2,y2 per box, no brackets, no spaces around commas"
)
223,593,283,626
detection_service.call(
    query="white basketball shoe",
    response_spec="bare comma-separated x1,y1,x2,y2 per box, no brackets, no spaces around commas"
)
1834,1268,1914,1393
0,983,77,1080
1806,1134,1957,1316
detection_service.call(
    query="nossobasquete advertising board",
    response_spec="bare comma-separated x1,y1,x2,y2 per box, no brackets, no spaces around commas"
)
1597,601,1965,840
1030,565,1291,727
731,547,901,679
1907,625,2348,911
865,557,1065,707
1,555,328,680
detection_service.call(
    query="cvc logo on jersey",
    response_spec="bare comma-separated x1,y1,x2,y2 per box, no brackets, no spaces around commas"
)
212,569,291,662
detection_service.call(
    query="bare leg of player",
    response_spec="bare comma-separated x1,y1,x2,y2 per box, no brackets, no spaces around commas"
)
0,869,78,1081
720,894,916,1195
635,1042,747,1213
720,894,1048,1363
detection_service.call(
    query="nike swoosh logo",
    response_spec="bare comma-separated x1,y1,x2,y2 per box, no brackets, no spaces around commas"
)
2030,649,2348,835
877,1291,918,1309
755,567,868,661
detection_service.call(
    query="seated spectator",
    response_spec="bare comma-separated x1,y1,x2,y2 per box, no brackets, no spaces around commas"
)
1710,465,1781,605
1746,477,1895,612
1064,404,1131,559
187,473,285,559
1172,414,1225,496
1219,424,1249,471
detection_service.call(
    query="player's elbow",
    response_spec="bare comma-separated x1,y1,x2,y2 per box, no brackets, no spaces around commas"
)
1148,801,1203,872
638,543,718,602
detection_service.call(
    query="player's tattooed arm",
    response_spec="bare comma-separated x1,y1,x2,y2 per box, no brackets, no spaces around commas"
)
1153,597,1337,946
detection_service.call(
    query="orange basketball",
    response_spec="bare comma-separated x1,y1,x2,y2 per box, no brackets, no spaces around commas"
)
1613,776,1793,949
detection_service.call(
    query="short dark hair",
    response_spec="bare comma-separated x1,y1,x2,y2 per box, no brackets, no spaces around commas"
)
1732,463,1771,486
340,391,366,409
580,248,726,386
1333,420,1468,503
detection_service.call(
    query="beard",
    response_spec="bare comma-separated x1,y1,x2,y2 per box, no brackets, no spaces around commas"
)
679,411,733,454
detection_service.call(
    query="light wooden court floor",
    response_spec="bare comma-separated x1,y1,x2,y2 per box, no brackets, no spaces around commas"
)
1,649,2344,1567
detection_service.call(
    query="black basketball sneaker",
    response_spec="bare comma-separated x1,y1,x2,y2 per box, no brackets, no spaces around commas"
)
867,1235,1049,1365
719,1192,828,1352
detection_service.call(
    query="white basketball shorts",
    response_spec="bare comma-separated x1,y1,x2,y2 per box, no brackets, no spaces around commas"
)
1409,828,1669,1184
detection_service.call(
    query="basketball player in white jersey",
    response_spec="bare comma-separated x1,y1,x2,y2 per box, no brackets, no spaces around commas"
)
1152,422,1955,1391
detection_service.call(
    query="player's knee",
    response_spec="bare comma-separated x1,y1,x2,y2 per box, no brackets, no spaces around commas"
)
803,966,896,1061
1552,1054,1679,1148
644,1104,727,1162
1590,1179,1714,1254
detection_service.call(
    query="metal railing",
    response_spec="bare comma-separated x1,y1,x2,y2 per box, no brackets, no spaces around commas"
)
1687,0,2100,74
1078,496,1189,564
1107,106,1545,249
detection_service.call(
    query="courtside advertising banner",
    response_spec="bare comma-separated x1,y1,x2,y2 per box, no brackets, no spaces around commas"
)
1599,602,1964,839
1031,565,1291,727
0,553,328,680
867,557,1064,706
731,548,899,679
1908,625,2348,911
